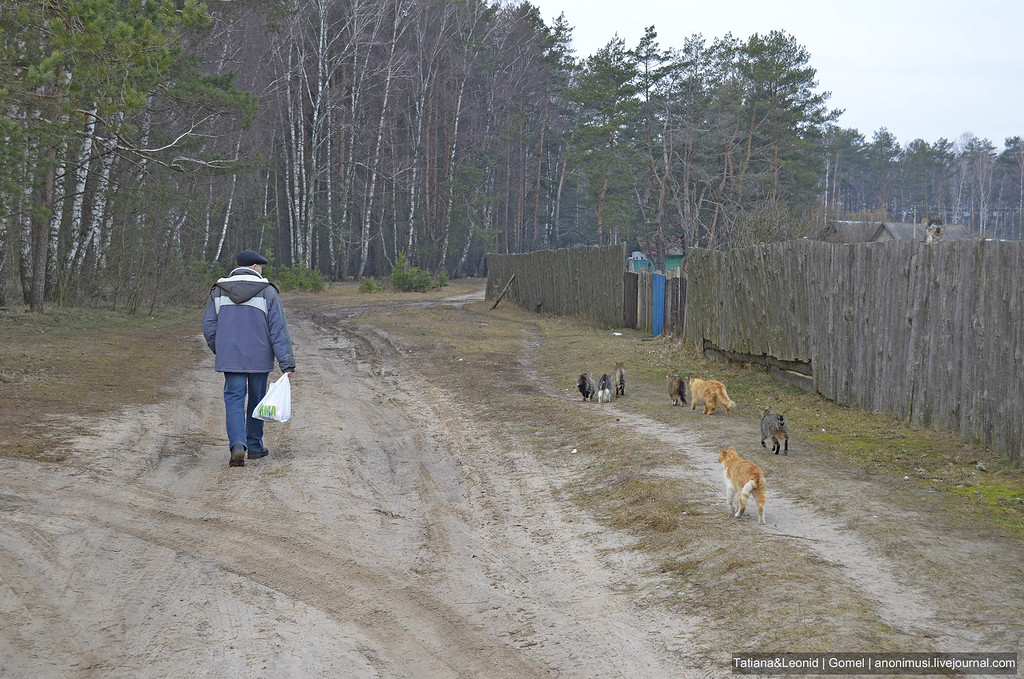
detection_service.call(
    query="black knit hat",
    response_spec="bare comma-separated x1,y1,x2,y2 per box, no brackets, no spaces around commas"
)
236,250,269,267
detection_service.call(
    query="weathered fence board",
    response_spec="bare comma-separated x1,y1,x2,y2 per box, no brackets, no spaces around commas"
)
485,244,626,327
665,269,686,337
637,271,653,334
682,240,1024,464
623,272,638,328
653,274,665,336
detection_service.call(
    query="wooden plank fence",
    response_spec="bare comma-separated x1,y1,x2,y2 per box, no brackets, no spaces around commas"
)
485,244,626,327
666,268,686,338
679,239,1024,464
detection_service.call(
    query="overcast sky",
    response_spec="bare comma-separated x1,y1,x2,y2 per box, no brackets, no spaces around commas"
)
526,0,1023,151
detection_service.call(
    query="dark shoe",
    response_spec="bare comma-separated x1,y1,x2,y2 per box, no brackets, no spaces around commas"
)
229,444,246,467
247,448,268,460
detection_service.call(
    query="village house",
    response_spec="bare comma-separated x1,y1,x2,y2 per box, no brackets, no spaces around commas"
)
824,220,972,243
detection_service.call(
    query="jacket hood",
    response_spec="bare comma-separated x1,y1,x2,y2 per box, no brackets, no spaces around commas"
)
215,269,272,304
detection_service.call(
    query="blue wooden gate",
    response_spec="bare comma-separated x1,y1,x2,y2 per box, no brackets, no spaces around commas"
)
653,273,665,336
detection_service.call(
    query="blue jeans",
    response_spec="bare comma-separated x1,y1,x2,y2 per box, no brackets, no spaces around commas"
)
223,372,269,453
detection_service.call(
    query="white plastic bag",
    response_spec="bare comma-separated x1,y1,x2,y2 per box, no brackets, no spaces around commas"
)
253,374,291,423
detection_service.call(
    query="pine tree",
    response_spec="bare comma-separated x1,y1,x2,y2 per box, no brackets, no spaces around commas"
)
569,37,642,245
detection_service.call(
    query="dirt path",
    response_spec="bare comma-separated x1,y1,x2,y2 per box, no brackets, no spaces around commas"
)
612,409,981,650
0,291,695,678
1,287,1022,678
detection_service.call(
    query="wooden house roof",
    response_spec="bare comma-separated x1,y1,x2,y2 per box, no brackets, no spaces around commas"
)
823,221,880,243
825,220,972,243
872,222,972,241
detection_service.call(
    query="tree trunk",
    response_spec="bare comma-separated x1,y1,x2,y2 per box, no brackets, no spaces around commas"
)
554,153,568,247
215,136,243,262
439,75,465,272
75,145,115,273
203,180,214,257
66,104,99,270
595,130,614,245
45,138,68,300
531,85,549,248
358,0,406,278
30,148,56,311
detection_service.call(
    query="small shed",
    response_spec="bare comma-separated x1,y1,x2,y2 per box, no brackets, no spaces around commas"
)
665,249,685,273
628,251,653,272
871,221,971,242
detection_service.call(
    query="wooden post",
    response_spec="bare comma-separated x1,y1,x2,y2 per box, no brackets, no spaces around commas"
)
490,273,516,309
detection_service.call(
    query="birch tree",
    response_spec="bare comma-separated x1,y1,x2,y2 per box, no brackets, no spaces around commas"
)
404,0,458,259
358,0,413,277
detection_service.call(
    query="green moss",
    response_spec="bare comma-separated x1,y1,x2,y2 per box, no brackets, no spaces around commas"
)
949,482,1024,533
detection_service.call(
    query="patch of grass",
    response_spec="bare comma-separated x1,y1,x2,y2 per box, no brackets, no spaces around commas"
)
0,306,206,461
949,482,1024,532
716,359,1024,533
592,478,690,533
305,277,483,307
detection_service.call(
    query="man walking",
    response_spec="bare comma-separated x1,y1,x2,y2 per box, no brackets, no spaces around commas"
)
203,250,295,467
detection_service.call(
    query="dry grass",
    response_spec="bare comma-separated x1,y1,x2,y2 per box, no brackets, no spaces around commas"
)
0,306,204,461
319,277,483,306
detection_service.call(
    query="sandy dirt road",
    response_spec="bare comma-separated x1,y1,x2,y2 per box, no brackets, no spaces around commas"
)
1,286,1023,678
0,290,696,679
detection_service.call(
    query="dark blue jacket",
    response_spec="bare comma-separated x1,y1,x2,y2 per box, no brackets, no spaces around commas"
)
202,267,295,374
